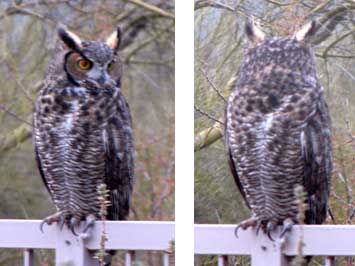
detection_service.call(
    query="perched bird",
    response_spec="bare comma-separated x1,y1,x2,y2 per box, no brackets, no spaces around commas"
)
32,26,135,237
225,20,332,240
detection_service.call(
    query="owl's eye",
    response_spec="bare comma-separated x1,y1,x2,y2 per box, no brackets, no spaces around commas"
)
76,59,92,70
107,62,114,72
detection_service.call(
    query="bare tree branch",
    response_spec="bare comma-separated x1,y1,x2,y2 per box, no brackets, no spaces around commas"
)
322,26,355,57
312,4,355,45
194,121,223,152
199,67,227,103
0,105,31,126
125,0,174,19
194,75,237,151
195,0,235,12
0,123,31,153
194,105,224,125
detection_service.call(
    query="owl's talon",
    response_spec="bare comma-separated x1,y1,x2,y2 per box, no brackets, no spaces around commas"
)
40,220,47,233
255,221,263,236
266,221,275,241
71,227,78,236
234,224,242,238
39,211,65,233
280,218,294,239
234,217,258,238
69,217,79,236
59,216,66,231
83,214,96,234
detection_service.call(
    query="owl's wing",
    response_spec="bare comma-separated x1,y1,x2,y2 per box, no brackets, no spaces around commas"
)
103,99,134,220
32,115,54,200
224,112,251,209
227,147,251,209
301,102,332,224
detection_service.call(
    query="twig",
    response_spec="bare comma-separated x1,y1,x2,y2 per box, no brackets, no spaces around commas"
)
125,22,173,62
195,0,235,12
264,0,297,6
322,26,355,57
199,67,227,103
125,0,174,19
315,53,355,59
331,191,355,211
334,63,355,81
306,0,332,17
0,104,31,126
0,5,57,25
194,105,224,125
312,5,355,45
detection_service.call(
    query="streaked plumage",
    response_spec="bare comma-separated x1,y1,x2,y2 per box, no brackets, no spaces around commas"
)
32,26,134,235
225,21,332,238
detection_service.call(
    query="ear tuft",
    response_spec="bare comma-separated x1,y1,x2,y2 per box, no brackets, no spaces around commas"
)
294,20,317,42
106,26,122,52
245,19,265,44
58,26,82,51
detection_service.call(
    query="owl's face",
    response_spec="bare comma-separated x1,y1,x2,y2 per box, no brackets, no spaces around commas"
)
58,27,122,88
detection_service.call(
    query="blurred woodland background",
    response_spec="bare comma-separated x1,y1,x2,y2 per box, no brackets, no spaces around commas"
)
0,0,174,265
195,0,355,265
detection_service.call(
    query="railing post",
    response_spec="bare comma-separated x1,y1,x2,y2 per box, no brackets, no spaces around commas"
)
162,252,169,266
23,249,34,266
125,251,135,266
324,256,335,266
251,237,286,266
217,255,228,266
55,225,98,266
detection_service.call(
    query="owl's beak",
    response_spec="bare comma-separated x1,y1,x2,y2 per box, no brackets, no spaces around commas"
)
98,71,112,86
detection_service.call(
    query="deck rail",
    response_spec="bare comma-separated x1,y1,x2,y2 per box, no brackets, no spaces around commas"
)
194,224,355,266
0,219,174,266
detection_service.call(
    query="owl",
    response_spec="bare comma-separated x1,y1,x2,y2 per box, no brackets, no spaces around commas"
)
32,26,134,237
225,20,332,240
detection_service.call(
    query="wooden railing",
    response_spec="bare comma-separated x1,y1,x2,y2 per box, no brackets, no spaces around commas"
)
194,224,355,266
0,219,174,266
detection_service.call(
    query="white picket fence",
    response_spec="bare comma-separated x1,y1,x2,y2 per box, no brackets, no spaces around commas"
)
194,224,355,266
0,219,174,266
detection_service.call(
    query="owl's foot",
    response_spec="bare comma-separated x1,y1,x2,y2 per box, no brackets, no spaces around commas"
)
81,214,96,238
266,221,276,241
68,214,96,239
40,211,67,233
280,218,294,239
69,216,80,236
234,217,258,238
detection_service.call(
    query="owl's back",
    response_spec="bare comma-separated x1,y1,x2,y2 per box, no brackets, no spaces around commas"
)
225,24,332,225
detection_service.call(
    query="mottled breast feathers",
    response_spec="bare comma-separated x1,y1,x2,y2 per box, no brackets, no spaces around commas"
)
32,26,134,226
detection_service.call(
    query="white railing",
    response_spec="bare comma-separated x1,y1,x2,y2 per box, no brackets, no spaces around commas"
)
194,224,355,266
0,219,174,266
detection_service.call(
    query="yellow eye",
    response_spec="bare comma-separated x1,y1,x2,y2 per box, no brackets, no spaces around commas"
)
107,62,114,72
77,59,92,70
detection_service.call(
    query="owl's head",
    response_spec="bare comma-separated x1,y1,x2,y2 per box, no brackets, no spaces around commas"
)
245,19,317,46
240,20,319,84
57,26,122,88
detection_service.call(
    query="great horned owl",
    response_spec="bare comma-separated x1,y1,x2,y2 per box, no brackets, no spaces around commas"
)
225,21,332,239
33,26,134,235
